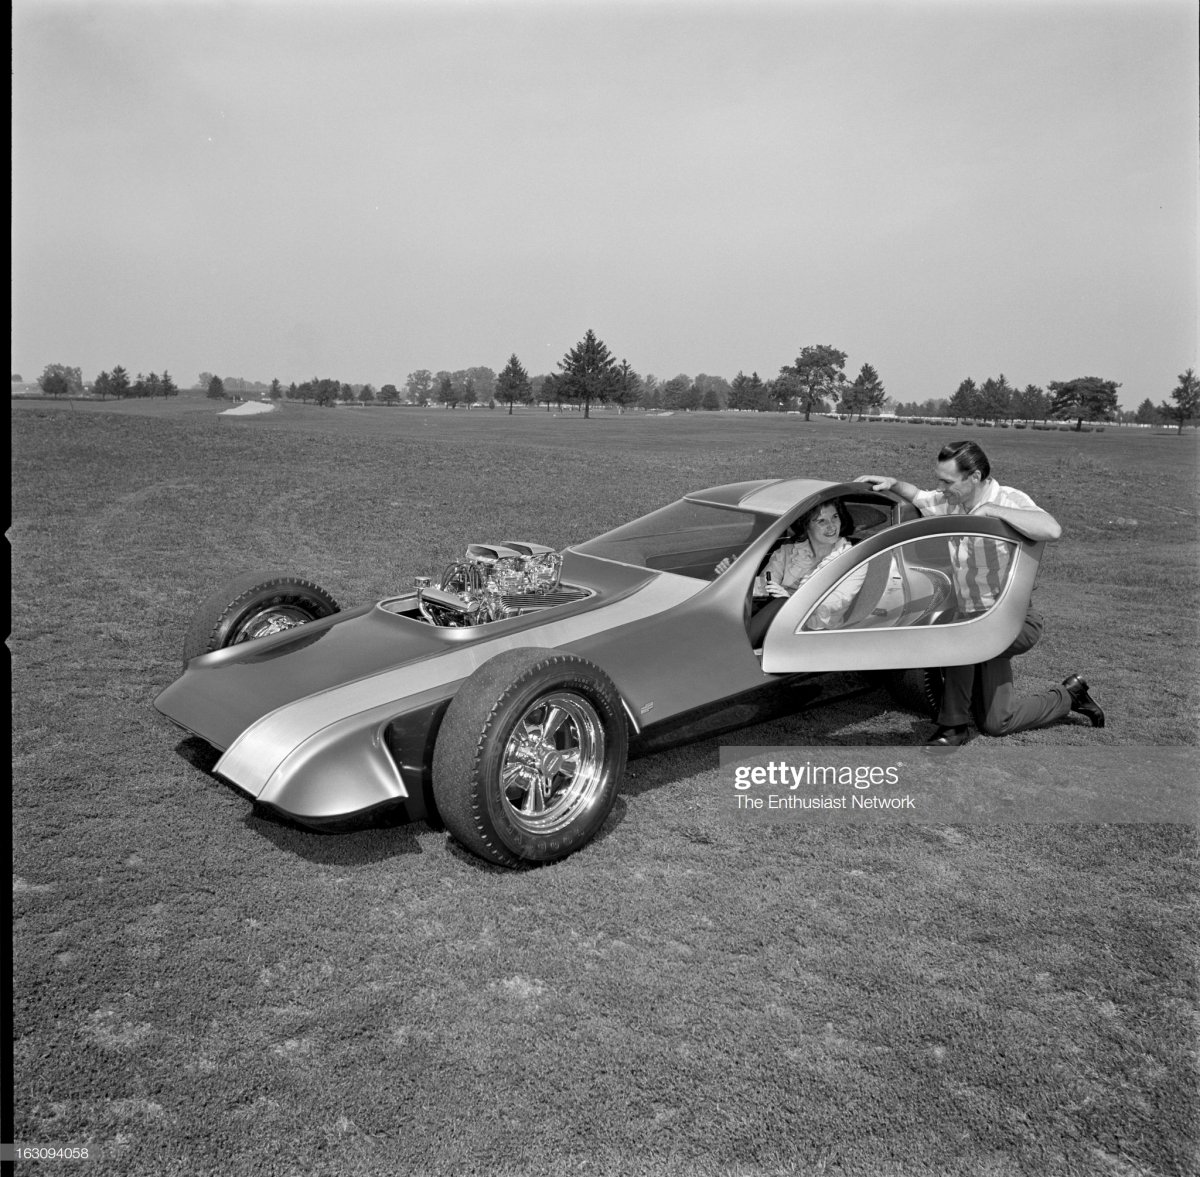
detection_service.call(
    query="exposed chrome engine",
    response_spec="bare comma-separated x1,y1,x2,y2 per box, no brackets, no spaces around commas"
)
416,542,579,627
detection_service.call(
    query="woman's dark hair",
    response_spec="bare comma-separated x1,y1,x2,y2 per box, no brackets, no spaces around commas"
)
938,439,990,481
796,499,854,539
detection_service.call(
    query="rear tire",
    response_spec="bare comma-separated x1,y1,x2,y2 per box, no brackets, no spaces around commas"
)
182,571,340,668
882,668,944,719
432,649,627,868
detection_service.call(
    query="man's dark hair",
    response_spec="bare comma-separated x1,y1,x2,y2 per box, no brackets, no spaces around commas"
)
939,440,990,481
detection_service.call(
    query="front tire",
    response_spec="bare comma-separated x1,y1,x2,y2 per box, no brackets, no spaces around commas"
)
432,649,627,868
182,571,340,667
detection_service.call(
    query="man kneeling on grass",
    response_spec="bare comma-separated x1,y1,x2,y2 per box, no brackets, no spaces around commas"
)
856,439,1105,747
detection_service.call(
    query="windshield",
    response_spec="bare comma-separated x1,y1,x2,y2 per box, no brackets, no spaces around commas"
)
575,498,770,578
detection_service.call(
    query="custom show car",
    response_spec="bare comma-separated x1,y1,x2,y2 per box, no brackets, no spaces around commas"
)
154,478,1043,866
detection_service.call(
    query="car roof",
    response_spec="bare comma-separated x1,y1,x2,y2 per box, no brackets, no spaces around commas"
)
686,477,838,516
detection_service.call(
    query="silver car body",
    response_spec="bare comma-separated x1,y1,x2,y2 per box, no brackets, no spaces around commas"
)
154,478,1043,825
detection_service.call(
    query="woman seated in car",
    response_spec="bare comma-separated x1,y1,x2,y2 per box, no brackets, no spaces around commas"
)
722,500,867,645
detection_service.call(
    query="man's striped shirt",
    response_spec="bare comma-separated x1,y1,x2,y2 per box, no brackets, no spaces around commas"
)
911,481,1038,615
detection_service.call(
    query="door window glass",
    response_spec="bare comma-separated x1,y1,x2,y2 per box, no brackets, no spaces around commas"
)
799,536,1017,632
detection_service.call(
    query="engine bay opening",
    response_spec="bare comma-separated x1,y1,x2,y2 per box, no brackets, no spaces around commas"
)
403,541,592,627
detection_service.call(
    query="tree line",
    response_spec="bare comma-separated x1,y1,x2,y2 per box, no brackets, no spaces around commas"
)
30,364,180,400
23,340,1199,432
894,371,1198,432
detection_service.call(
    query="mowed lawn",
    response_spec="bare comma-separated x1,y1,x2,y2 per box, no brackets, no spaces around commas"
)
11,399,1199,1176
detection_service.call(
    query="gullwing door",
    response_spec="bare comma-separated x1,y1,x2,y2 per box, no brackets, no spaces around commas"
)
760,516,1044,674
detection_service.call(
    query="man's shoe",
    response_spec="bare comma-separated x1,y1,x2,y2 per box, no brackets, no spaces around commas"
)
1063,674,1105,728
926,724,970,747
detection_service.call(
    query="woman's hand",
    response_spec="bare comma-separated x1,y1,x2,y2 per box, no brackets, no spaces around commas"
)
754,576,789,598
714,555,734,575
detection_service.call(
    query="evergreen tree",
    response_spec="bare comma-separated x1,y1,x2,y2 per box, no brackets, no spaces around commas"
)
728,371,771,412
854,363,886,419
495,354,532,414
611,360,643,412
206,374,226,400
1133,398,1159,425
978,374,1013,424
557,329,618,418
947,378,979,421
109,366,130,399
1012,384,1047,422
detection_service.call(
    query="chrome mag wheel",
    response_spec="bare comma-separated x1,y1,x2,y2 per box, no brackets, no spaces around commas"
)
499,691,607,835
231,604,314,643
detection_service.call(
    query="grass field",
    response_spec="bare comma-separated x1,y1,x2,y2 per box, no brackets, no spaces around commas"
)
11,399,1199,1176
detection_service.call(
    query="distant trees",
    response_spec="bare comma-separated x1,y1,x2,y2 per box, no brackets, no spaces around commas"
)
893,396,951,417
692,374,730,411
463,367,496,406
54,345,1184,431
435,372,459,409
535,373,560,412
946,378,978,421
782,345,848,420
612,361,643,412
661,374,699,411
727,371,771,412
840,363,885,420
1134,398,1160,425
88,366,174,399
557,329,619,418
405,370,433,406
421,367,496,409
93,365,128,399
285,377,341,406
1013,384,1050,423
766,370,801,412
976,374,1014,424
1159,368,1199,434
199,372,270,397
1049,376,1121,431
495,354,532,414
38,364,83,398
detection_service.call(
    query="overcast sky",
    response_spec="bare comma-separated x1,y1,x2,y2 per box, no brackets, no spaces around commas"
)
12,0,1198,406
